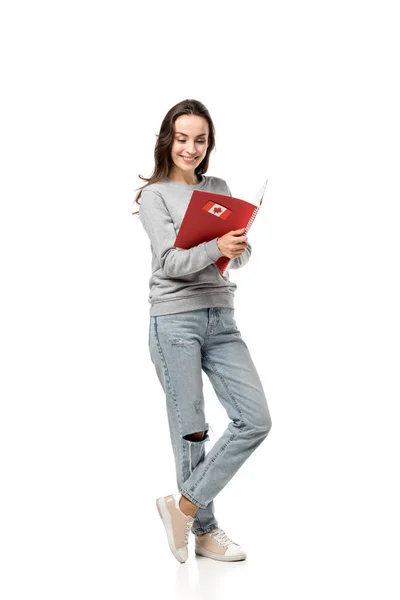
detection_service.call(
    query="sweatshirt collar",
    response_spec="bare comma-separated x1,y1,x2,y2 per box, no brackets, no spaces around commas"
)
163,174,208,190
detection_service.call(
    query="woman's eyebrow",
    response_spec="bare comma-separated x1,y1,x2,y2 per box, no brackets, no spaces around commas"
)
175,131,207,137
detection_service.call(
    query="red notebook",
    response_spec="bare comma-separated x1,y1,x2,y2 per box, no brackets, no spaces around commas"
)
174,179,268,274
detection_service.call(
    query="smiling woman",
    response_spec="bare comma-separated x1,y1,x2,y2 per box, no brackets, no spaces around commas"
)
132,99,217,199
132,99,272,565
171,120,209,177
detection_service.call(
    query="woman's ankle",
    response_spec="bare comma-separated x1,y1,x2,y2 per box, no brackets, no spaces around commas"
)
179,494,198,517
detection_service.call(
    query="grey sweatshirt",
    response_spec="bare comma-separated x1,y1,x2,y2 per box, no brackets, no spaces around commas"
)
138,174,252,316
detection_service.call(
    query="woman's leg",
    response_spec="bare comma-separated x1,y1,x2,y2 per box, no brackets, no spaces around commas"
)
179,307,272,509
148,310,218,535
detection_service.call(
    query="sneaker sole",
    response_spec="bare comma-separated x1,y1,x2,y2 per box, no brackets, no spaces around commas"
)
156,497,187,563
195,547,246,562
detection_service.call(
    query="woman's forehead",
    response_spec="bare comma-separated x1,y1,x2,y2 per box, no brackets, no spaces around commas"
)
174,114,209,135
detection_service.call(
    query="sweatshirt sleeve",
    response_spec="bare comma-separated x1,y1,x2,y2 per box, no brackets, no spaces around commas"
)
223,182,252,270
138,189,224,278
229,241,252,269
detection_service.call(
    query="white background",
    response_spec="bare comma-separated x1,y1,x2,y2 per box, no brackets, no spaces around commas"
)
1,1,399,598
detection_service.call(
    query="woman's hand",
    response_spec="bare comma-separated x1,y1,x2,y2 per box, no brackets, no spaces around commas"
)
217,228,248,259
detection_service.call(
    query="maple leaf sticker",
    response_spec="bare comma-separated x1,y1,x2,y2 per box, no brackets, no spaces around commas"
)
202,201,232,220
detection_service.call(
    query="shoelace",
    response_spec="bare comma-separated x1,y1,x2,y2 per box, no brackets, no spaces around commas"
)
184,520,193,544
211,528,235,547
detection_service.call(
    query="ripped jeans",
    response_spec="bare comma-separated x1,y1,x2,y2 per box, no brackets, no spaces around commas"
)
148,307,272,535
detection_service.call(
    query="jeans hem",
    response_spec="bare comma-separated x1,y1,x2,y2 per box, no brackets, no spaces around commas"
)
192,523,218,536
179,487,208,510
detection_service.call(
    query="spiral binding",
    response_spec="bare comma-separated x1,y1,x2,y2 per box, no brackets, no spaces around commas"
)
244,206,258,235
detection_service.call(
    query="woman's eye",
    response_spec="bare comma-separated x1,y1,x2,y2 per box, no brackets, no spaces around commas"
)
177,139,206,143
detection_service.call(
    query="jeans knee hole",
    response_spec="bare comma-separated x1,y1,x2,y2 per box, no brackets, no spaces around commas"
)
183,429,208,442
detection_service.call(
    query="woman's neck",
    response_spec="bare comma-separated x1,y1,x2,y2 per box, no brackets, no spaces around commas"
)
168,168,199,185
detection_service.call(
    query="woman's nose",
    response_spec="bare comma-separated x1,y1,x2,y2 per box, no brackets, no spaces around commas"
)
186,143,196,154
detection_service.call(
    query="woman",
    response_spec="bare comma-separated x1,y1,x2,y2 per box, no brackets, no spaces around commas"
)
133,99,272,563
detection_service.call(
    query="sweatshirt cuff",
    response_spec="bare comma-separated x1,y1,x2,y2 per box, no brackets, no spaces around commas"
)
204,238,224,262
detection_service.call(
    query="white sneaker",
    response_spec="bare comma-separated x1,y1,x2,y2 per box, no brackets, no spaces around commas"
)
156,494,194,563
195,527,247,561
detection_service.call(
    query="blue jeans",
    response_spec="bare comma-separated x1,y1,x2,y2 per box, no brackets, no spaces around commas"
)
148,307,272,535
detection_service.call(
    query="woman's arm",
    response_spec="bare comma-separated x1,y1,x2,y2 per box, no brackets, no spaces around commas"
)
139,189,224,278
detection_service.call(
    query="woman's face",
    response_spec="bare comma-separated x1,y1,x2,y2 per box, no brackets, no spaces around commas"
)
170,115,210,175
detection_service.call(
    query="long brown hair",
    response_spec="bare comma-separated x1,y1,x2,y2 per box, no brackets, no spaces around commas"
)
132,99,216,215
